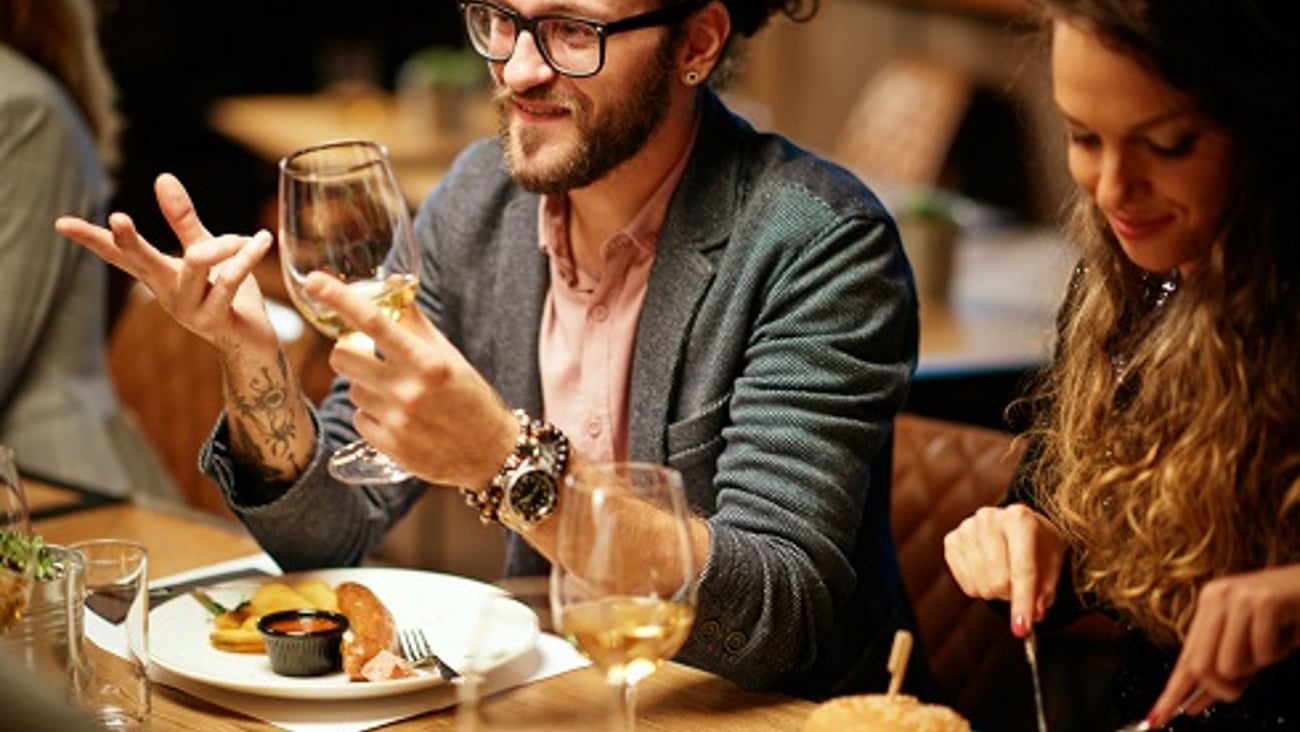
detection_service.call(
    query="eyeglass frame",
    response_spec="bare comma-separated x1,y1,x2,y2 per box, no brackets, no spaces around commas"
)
458,0,704,79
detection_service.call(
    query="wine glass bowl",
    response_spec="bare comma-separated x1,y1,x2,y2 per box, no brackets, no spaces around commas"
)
0,445,35,633
277,139,420,484
550,462,698,731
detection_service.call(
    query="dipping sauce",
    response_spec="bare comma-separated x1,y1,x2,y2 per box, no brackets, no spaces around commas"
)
265,615,345,634
257,609,351,676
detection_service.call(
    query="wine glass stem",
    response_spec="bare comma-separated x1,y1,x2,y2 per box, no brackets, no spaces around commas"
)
607,679,636,732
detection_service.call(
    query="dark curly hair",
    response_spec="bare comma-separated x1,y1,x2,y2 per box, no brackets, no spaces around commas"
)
669,0,819,86
715,0,818,36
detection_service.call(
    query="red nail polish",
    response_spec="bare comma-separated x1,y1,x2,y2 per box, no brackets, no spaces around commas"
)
1013,614,1027,636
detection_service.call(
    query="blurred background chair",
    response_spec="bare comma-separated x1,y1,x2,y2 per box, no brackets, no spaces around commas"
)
833,54,974,194
107,284,332,518
890,412,1031,729
892,413,1123,731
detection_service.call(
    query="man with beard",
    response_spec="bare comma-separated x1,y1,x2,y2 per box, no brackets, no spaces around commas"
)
55,0,928,700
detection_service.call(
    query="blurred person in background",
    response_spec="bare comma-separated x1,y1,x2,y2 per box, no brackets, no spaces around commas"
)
57,0,934,700
0,0,175,499
944,1,1300,729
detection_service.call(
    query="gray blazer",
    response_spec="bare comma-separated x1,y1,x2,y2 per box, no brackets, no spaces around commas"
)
207,93,927,699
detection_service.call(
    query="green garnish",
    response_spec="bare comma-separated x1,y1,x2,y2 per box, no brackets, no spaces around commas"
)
191,589,228,616
0,531,60,581
191,589,251,618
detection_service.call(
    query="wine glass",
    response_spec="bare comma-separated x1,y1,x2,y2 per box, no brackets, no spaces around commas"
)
278,139,421,485
0,445,35,633
550,463,699,732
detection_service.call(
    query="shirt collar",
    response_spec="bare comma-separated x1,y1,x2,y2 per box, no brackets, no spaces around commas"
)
538,112,703,286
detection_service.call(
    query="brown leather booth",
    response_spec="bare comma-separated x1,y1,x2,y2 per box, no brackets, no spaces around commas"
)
891,412,1033,729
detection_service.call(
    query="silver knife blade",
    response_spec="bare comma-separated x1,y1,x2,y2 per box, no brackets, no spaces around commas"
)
1025,630,1049,732
146,567,272,608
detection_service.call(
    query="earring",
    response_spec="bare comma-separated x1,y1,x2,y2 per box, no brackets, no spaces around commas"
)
684,70,700,86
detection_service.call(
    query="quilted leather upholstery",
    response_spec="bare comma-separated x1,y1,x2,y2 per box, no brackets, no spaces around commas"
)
891,413,1032,727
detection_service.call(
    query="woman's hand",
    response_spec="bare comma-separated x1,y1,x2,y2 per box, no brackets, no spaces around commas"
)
1146,563,1300,727
943,504,1068,638
55,173,278,354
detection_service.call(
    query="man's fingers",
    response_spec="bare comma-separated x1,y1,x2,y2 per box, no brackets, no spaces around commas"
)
155,173,213,248
304,272,420,358
55,215,121,263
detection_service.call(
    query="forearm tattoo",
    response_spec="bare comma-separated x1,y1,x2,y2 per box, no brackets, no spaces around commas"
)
222,350,308,480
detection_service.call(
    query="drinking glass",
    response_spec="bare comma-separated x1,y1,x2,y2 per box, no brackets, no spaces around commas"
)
278,139,421,485
549,463,699,732
74,539,150,730
0,545,86,692
456,591,580,732
0,445,35,633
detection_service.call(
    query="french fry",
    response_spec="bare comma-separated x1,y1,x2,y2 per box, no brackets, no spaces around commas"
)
246,583,314,617
294,580,338,612
206,579,341,654
209,625,266,653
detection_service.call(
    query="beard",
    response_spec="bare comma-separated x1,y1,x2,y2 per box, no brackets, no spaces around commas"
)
494,39,676,195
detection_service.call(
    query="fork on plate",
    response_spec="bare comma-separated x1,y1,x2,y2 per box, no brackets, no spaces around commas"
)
398,627,461,681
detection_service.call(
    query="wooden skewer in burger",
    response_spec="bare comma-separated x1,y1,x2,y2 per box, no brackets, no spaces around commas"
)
802,630,971,732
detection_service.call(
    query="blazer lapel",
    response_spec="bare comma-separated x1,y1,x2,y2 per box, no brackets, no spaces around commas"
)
628,93,747,463
491,194,548,415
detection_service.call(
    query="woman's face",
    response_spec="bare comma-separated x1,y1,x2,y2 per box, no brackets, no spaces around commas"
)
1051,18,1236,274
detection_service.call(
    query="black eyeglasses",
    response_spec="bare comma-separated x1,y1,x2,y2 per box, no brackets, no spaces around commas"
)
459,0,700,78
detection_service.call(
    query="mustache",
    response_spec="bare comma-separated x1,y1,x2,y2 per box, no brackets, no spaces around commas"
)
491,84,580,114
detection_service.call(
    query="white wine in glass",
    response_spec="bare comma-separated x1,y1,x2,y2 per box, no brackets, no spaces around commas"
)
0,446,35,633
550,462,699,732
278,139,421,485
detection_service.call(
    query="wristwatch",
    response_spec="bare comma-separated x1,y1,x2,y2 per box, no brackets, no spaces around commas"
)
461,410,570,528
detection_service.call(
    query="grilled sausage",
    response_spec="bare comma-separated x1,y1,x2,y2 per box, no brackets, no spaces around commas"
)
336,581,398,681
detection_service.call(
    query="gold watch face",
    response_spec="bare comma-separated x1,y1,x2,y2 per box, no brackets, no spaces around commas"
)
507,469,558,523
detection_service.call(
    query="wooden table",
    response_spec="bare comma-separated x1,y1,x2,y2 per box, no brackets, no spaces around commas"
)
917,225,1073,378
209,91,494,206
27,478,816,731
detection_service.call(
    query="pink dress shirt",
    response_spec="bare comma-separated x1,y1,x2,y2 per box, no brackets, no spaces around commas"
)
537,124,700,462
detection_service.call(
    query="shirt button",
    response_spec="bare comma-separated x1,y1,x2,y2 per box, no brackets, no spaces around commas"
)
590,304,609,322
585,416,602,438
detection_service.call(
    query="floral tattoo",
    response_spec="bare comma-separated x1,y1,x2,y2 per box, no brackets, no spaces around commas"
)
223,351,307,480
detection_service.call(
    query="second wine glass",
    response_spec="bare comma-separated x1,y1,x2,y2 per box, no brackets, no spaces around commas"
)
278,139,420,485
550,462,699,732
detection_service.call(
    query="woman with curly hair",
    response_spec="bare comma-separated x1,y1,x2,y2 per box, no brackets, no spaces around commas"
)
944,1,1299,728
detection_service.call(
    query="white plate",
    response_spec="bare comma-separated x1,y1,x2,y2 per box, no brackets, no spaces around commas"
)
149,567,538,700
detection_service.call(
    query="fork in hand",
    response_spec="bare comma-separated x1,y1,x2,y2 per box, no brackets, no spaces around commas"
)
1113,687,1207,731
398,627,461,681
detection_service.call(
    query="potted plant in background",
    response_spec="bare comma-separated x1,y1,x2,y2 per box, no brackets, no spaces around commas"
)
396,46,489,144
894,186,961,303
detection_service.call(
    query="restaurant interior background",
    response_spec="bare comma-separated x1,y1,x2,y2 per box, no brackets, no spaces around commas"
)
79,2,1120,729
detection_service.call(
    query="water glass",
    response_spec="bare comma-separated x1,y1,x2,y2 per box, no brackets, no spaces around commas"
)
456,592,590,732
72,539,150,730
0,545,85,692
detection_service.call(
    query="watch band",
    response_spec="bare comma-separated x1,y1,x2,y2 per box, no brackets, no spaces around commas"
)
460,409,569,526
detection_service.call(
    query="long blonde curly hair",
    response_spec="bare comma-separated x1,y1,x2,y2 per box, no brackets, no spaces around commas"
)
1027,0,1300,648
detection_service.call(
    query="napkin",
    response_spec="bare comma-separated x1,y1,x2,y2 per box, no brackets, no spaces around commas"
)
142,554,591,732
